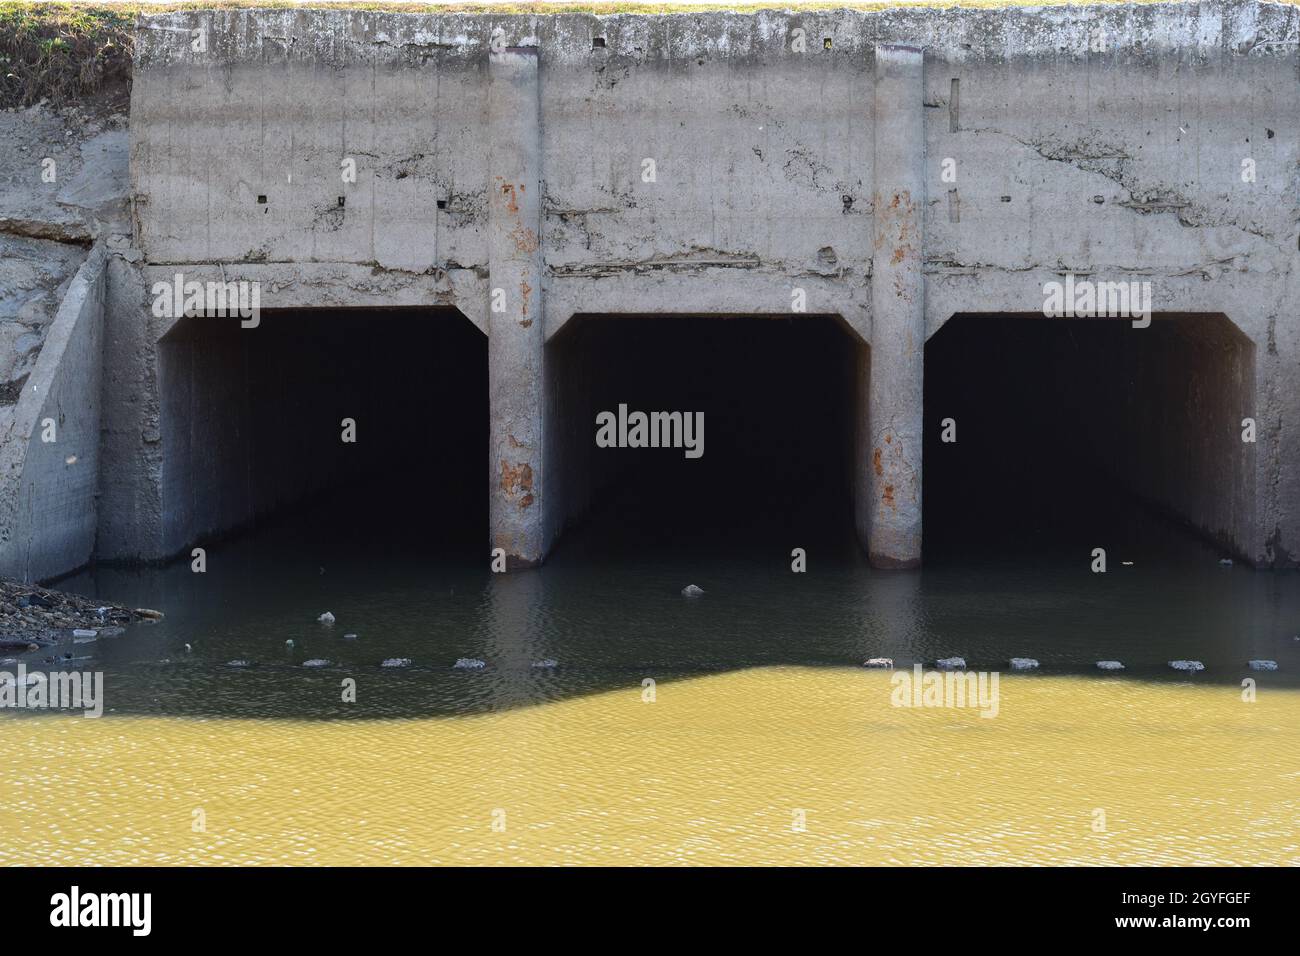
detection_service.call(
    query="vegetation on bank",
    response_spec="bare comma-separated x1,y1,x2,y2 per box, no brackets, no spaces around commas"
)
0,2,134,107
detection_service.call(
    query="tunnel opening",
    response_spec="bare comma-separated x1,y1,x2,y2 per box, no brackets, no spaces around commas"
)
923,312,1255,565
546,314,860,561
156,306,487,562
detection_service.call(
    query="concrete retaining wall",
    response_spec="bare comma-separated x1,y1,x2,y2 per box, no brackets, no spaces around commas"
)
0,245,106,582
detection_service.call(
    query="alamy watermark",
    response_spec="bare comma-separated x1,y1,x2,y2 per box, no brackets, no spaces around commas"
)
1042,274,1151,328
0,665,104,718
890,664,1000,718
595,404,704,459
151,273,261,328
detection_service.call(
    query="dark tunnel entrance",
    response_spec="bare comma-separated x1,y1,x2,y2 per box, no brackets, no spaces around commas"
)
157,307,487,561
923,313,1255,565
548,315,860,560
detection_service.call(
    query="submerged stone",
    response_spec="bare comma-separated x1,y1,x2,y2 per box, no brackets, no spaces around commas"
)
1009,657,1039,670
1096,660,1125,671
454,658,486,670
1248,660,1278,671
1169,660,1204,672
681,584,705,597
935,657,966,670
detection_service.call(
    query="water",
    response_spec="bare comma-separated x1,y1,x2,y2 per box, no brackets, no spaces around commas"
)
2,485,1298,865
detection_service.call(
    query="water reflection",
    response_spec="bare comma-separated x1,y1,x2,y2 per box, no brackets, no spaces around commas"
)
22,496,1297,724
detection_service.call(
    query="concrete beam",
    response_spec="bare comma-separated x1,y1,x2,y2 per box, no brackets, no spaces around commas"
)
488,46,549,568
863,43,925,569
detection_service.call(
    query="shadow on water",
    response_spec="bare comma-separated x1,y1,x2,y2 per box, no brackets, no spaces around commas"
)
25,314,1300,719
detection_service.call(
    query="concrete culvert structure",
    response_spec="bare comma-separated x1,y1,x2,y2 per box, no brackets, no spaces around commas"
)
1,2,1297,580
924,313,1255,562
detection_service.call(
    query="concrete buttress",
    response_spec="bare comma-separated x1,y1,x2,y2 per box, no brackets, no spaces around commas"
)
488,46,549,568
864,43,925,569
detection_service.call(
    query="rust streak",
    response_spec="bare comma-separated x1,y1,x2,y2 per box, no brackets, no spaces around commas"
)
500,460,534,497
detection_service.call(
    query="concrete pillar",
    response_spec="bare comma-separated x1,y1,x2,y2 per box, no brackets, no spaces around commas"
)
863,43,925,569
487,46,548,568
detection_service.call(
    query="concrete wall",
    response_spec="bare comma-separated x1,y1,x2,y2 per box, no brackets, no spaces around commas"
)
79,1,1300,570
0,245,106,582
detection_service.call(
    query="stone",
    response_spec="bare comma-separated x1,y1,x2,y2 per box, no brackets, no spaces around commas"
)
1248,660,1278,671
318,611,335,625
302,659,330,668
935,657,966,670
381,658,411,668
454,658,486,669
862,657,894,668
681,584,705,597
1169,660,1204,672
531,658,558,669
1096,660,1125,671
1009,657,1039,670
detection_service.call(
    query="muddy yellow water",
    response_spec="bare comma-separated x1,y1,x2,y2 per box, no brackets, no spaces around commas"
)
2,668,1297,865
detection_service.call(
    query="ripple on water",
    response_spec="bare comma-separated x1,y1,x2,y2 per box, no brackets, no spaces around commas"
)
1,668,1297,865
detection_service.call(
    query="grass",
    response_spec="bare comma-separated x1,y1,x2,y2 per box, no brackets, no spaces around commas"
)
0,2,134,107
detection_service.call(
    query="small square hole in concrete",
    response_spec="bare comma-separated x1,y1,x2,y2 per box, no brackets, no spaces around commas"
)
257,195,267,204
823,38,832,50
593,37,606,49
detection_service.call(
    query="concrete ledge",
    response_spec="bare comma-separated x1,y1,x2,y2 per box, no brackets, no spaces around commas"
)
133,3,1300,67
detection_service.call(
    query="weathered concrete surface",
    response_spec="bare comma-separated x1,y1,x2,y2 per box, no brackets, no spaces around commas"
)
0,1,1295,578
0,245,106,581
865,43,925,568
488,46,550,567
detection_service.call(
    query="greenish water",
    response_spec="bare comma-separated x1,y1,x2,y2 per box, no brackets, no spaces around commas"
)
26,481,1299,721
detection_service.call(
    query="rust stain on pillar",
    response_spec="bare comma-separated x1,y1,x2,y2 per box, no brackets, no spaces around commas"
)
861,42,925,570
488,44,548,568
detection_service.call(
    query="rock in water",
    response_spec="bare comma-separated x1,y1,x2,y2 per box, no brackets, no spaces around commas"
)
302,659,330,668
1096,660,1125,671
862,658,894,669
681,584,705,597
935,657,966,671
1248,660,1278,671
227,660,251,668
531,659,558,669
381,658,411,668
1009,658,1039,670
318,611,336,625
454,658,486,670
1169,660,1204,672
343,633,358,641
135,608,164,620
